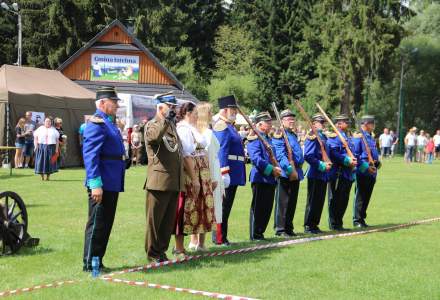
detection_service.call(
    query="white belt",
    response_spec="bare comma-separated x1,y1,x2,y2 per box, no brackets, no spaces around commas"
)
228,155,245,161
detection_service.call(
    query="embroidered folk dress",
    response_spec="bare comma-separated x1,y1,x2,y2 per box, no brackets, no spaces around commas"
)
176,120,215,235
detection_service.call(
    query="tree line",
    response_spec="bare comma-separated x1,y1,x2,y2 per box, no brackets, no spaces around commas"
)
1,0,439,133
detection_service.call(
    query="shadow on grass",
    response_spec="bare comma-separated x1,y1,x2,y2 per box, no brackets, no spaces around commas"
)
1,246,54,258
0,173,33,180
103,221,429,275
49,179,83,182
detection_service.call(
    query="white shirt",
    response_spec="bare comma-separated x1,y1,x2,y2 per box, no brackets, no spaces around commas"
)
433,134,440,146
176,120,207,157
405,133,417,146
379,133,393,147
417,135,427,147
33,126,59,145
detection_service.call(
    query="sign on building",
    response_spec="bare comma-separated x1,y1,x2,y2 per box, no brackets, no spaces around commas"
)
91,53,139,82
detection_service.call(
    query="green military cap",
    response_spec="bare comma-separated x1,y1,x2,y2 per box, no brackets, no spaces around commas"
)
312,113,325,122
360,115,375,124
96,86,120,101
280,109,296,118
334,114,350,123
255,111,272,123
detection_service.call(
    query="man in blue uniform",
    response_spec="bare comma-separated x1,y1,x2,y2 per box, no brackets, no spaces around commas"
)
272,109,304,237
304,114,332,234
247,112,282,241
327,115,357,231
353,115,380,228
82,86,126,271
212,95,246,246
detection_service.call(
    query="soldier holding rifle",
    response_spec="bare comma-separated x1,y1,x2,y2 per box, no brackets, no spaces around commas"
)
352,115,380,228
272,106,304,237
246,111,282,241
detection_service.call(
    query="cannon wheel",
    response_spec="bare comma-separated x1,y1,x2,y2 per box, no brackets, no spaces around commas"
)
0,191,28,255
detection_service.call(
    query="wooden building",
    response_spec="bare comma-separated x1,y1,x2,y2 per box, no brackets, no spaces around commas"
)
57,20,197,102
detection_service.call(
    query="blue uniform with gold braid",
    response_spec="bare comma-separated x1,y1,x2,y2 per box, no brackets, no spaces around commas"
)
211,95,246,245
83,86,126,271
327,128,356,230
303,128,331,232
272,124,304,236
353,119,380,227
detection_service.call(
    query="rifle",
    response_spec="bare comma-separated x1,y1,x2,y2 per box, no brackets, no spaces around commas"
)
351,110,376,170
271,102,298,180
315,103,356,161
236,104,280,170
294,100,331,164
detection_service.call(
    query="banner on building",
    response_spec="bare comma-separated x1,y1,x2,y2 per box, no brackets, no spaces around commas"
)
91,54,139,82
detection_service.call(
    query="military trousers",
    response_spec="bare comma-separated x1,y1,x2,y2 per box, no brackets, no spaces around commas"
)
145,190,178,259
353,175,376,224
212,185,238,244
83,189,119,268
304,178,327,229
274,177,300,235
250,182,276,240
328,176,353,229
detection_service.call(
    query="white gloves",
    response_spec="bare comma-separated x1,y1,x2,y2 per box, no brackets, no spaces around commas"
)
222,174,231,189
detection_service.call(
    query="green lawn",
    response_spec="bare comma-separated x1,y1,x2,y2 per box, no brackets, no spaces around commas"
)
1,157,440,299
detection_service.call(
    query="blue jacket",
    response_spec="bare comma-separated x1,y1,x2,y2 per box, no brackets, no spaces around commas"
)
327,130,356,182
213,119,246,186
353,130,379,179
247,132,278,185
304,131,331,182
83,109,126,192
272,130,304,180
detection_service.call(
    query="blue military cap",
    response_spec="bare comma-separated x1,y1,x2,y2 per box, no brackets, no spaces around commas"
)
334,114,350,123
360,115,375,124
255,111,272,123
280,109,296,118
218,95,238,109
312,113,325,122
96,86,120,101
153,92,178,106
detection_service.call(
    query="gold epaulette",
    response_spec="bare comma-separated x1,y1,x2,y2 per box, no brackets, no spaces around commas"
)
273,132,283,139
306,133,316,140
213,119,228,132
325,131,337,138
352,132,363,138
247,133,258,141
89,115,104,124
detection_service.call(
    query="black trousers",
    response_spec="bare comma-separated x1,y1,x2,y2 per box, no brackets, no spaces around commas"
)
328,176,353,228
250,182,276,239
212,185,238,243
354,175,376,224
83,190,118,268
274,177,300,234
304,178,327,229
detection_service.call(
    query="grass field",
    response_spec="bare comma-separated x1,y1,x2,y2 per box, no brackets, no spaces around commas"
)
1,157,440,299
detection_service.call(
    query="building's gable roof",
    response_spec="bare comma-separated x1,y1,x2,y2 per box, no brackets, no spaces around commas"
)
57,19,183,90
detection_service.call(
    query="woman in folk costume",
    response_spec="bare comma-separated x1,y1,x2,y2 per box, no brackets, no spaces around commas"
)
192,102,225,250
173,102,215,255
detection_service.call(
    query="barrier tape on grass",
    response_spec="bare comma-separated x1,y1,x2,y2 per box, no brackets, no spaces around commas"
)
0,280,76,297
105,216,440,278
1,217,439,298
101,277,258,300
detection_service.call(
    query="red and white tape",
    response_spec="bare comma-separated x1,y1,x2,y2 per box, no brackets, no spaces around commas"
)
1,217,439,298
101,277,258,300
0,280,76,298
105,216,440,277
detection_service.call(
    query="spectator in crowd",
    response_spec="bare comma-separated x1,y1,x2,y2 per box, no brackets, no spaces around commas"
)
33,117,60,181
425,134,435,164
390,130,398,157
379,128,393,159
130,124,143,166
404,127,417,163
194,101,224,251
23,111,37,168
174,102,214,255
433,129,440,159
238,126,248,141
14,118,26,168
416,130,428,163
54,117,67,168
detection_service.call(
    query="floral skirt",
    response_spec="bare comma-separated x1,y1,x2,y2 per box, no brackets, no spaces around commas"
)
175,155,215,235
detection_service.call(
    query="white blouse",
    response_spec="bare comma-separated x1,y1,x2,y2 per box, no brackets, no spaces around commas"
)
34,126,59,145
177,120,207,157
